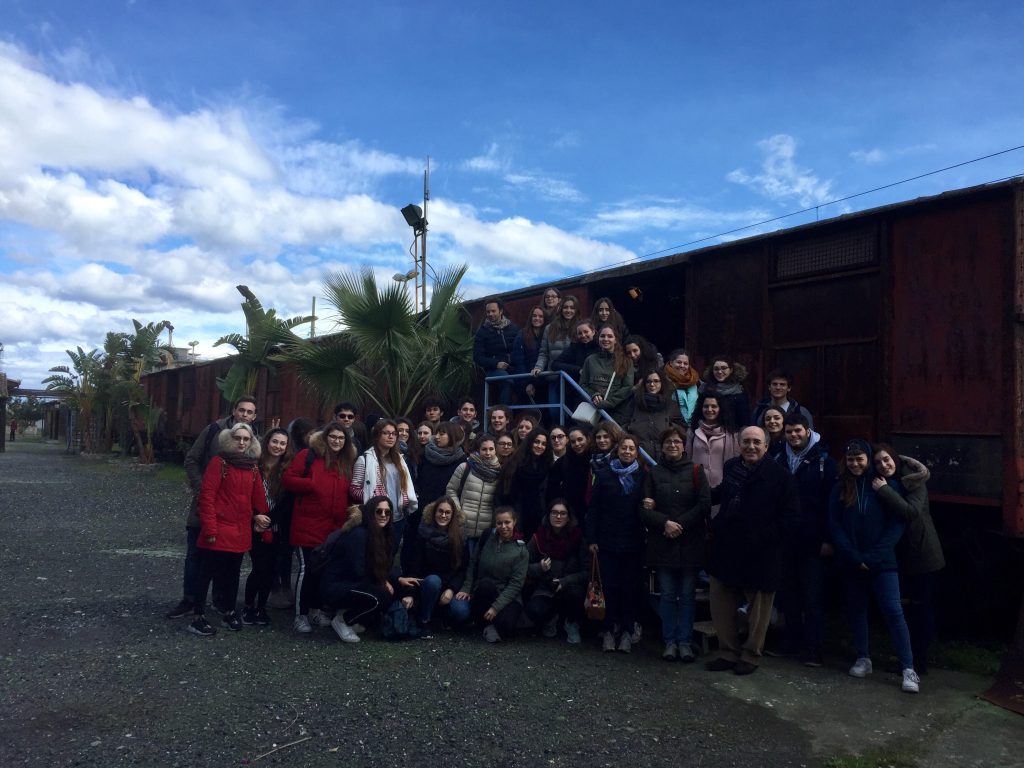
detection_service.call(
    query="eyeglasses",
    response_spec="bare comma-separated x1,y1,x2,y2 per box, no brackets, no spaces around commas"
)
551,434,567,440
497,441,513,448
663,438,684,445
379,430,397,437
374,507,392,517
326,434,346,442
337,413,355,420
645,379,661,386
435,508,453,517
550,509,569,517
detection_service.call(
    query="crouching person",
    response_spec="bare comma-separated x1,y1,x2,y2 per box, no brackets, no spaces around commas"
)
320,496,396,643
457,507,528,643
401,496,472,630
524,499,587,644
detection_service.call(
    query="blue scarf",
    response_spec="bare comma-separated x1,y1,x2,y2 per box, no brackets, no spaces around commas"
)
609,458,640,494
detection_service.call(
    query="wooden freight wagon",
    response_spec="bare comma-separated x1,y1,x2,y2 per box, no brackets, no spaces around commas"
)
466,179,1024,636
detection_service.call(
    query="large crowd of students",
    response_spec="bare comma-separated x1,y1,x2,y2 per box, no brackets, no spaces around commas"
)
166,290,944,696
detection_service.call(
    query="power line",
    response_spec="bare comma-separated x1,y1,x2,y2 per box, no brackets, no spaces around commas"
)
575,144,1024,278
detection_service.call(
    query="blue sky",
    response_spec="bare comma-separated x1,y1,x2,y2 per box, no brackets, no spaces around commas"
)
1,1,1022,388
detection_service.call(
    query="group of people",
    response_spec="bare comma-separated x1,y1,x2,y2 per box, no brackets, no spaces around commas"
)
164,289,945,697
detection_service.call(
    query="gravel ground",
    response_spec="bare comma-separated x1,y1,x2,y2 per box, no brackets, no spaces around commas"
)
2,441,1018,767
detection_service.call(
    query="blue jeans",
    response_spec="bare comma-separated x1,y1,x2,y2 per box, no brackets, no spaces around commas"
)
843,569,914,670
657,566,697,646
417,574,471,626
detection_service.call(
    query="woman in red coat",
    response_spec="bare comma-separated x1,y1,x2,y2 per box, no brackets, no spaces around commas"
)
189,423,269,637
282,421,357,634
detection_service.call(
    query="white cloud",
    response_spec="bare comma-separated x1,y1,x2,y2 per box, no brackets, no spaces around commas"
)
586,200,772,237
429,199,635,281
503,173,583,203
727,134,833,207
850,148,887,165
462,143,508,172
0,42,638,388
849,143,939,165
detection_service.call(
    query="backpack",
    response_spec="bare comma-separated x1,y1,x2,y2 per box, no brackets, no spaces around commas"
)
307,527,344,575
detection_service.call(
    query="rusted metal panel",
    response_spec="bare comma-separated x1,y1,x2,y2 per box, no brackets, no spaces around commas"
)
688,250,764,369
1012,184,1024,536
889,197,1012,432
887,193,1018,533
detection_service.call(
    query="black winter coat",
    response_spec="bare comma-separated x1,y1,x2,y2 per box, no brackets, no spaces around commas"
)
774,442,838,554
586,466,646,554
551,339,598,380
473,321,519,371
407,522,469,593
708,457,799,592
640,456,710,568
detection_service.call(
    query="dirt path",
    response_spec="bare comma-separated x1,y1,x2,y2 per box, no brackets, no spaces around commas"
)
0,441,1018,767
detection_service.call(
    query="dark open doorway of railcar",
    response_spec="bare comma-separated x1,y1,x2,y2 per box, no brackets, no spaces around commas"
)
585,268,685,357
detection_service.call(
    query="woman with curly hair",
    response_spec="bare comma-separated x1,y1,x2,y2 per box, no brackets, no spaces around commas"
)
496,426,553,542
189,423,269,636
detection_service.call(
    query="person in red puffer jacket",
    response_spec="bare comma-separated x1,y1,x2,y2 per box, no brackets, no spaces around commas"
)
282,421,357,634
189,423,269,637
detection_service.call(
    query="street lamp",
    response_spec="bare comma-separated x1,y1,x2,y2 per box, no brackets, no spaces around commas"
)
400,159,430,313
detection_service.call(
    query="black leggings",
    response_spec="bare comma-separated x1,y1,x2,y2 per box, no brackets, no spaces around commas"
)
525,583,585,626
322,582,390,626
194,549,244,616
294,546,322,617
244,535,275,609
470,578,522,637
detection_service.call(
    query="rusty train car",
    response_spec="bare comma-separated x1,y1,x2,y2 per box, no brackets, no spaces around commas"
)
144,178,1024,634
471,179,1024,540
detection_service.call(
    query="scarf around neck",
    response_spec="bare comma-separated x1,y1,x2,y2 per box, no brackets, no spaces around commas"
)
534,523,582,561
424,439,466,467
220,452,259,471
468,452,501,482
609,457,640,494
663,364,699,390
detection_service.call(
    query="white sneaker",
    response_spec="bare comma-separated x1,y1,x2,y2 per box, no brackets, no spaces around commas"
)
331,615,360,643
293,615,312,634
310,609,334,627
482,624,501,643
849,657,873,678
901,668,921,693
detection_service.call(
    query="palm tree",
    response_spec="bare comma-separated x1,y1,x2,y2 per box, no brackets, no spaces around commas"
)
214,285,315,404
285,264,475,417
43,347,106,453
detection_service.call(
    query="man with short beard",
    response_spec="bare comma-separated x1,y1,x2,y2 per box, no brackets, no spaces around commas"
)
705,426,799,675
